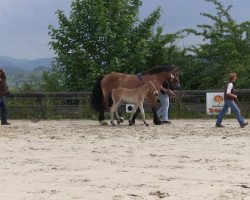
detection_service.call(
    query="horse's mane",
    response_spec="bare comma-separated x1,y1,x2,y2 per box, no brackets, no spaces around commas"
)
141,65,174,75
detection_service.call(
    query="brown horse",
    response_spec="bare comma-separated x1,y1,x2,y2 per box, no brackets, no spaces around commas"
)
110,81,159,126
91,65,180,125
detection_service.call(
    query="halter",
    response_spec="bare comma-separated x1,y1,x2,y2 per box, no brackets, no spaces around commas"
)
170,74,175,79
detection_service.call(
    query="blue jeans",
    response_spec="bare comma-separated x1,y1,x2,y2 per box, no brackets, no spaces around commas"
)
216,100,244,125
157,94,169,121
0,97,7,123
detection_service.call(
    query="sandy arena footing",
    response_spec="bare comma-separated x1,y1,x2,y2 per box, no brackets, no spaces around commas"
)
0,119,249,200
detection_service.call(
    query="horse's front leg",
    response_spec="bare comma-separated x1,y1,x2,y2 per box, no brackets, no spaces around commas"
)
138,103,149,126
129,105,139,126
131,108,140,125
148,94,162,125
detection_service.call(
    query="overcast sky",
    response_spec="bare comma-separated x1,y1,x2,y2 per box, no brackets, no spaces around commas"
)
0,0,249,59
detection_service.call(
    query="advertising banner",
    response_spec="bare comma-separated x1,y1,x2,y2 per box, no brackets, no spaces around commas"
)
206,92,231,115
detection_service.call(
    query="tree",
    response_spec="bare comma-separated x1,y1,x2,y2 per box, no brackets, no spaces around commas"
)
146,27,180,67
18,74,43,92
183,0,250,89
48,0,176,91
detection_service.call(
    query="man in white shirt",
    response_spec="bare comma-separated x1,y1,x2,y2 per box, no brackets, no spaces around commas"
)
216,73,248,128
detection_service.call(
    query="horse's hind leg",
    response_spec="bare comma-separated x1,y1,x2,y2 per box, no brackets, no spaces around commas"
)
98,91,110,125
108,95,113,108
114,103,123,124
110,105,116,126
98,108,107,125
117,109,124,123
129,105,139,126
110,100,121,126
115,111,124,124
108,94,123,123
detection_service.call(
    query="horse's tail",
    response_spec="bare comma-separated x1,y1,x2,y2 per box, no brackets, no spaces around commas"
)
90,76,105,112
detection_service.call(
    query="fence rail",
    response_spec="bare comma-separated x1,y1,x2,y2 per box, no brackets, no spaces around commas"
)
7,89,250,97
5,89,250,119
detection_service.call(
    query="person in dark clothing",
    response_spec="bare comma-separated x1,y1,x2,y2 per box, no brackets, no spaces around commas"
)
0,69,10,125
216,73,248,128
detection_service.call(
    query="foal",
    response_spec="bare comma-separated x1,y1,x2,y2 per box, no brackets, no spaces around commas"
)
110,81,159,126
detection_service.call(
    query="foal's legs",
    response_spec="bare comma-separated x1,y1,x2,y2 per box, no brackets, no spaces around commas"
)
138,103,149,126
114,106,124,124
129,105,139,126
131,108,140,125
131,94,161,125
110,100,121,126
114,107,121,119
148,94,162,125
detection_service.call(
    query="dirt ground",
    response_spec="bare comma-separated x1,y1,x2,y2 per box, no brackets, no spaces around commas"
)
0,119,250,200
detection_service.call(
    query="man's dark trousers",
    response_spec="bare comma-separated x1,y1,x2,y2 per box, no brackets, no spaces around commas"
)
0,97,7,124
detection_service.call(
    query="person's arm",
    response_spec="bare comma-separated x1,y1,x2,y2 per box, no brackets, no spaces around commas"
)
160,86,168,93
226,83,237,99
160,85,176,97
167,88,176,97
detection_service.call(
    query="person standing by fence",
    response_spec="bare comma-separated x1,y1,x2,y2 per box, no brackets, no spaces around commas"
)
216,73,248,128
0,69,10,125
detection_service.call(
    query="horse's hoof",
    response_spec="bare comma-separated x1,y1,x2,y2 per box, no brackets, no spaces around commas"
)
130,120,135,125
154,121,162,125
99,120,108,125
129,120,133,126
117,118,123,124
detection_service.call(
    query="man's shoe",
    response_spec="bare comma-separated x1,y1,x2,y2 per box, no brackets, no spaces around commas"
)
240,122,248,128
215,124,224,128
162,121,171,124
1,122,10,125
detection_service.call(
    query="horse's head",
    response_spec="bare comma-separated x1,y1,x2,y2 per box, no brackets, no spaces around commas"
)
168,67,180,90
147,80,159,96
141,65,180,89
